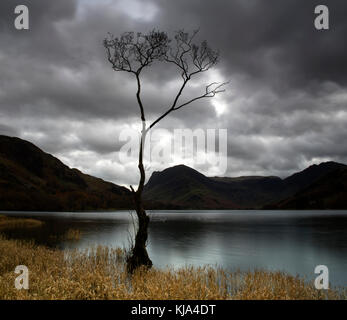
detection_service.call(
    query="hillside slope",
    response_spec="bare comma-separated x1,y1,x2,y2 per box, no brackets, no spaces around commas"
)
0,135,132,211
270,166,347,209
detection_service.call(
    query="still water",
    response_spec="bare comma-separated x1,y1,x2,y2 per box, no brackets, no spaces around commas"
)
2,210,347,287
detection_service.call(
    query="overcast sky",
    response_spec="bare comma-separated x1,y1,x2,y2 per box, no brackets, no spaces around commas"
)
1,0,347,186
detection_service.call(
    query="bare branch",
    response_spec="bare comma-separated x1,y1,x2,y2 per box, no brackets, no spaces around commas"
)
164,29,219,81
104,28,228,151
149,81,229,130
104,30,171,123
146,30,225,130
103,30,170,74
175,82,228,110
135,73,145,122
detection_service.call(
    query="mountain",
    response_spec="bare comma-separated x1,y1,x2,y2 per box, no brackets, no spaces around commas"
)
280,161,346,195
144,162,347,209
0,135,133,211
1,135,346,211
144,164,284,209
268,165,347,209
144,165,238,209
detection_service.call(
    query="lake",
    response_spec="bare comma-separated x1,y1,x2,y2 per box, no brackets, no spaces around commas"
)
1,210,347,287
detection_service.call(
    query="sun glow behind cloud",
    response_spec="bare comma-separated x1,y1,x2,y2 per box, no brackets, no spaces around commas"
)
207,69,230,117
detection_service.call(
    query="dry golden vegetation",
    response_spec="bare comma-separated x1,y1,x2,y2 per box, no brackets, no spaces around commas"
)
0,215,43,230
63,229,82,241
0,235,345,300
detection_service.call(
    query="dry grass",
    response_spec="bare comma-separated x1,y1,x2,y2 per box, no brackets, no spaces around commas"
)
63,229,82,241
0,236,345,300
0,215,43,230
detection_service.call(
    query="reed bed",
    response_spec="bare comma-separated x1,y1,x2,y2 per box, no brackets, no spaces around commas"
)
0,236,345,300
0,215,43,230
63,229,82,241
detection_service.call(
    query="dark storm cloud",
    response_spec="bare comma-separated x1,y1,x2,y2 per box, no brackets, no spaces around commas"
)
0,0,215,122
0,0,346,184
0,123,18,136
153,0,347,88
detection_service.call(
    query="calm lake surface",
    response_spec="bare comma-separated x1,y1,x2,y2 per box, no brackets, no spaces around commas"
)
2,210,347,287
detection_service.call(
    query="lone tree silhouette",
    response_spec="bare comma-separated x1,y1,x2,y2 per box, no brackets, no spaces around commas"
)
104,29,227,272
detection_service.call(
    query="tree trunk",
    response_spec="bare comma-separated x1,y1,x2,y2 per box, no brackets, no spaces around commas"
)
126,130,152,273
126,191,152,273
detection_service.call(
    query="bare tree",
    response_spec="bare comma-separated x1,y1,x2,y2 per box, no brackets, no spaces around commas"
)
104,29,227,272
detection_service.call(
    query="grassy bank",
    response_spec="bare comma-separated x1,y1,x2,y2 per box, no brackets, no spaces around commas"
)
0,236,345,300
0,215,43,230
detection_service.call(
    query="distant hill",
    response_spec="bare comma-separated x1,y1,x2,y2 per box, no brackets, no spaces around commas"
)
144,165,239,209
144,165,285,209
144,162,347,209
268,165,347,209
0,135,133,211
280,161,346,196
1,135,346,211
